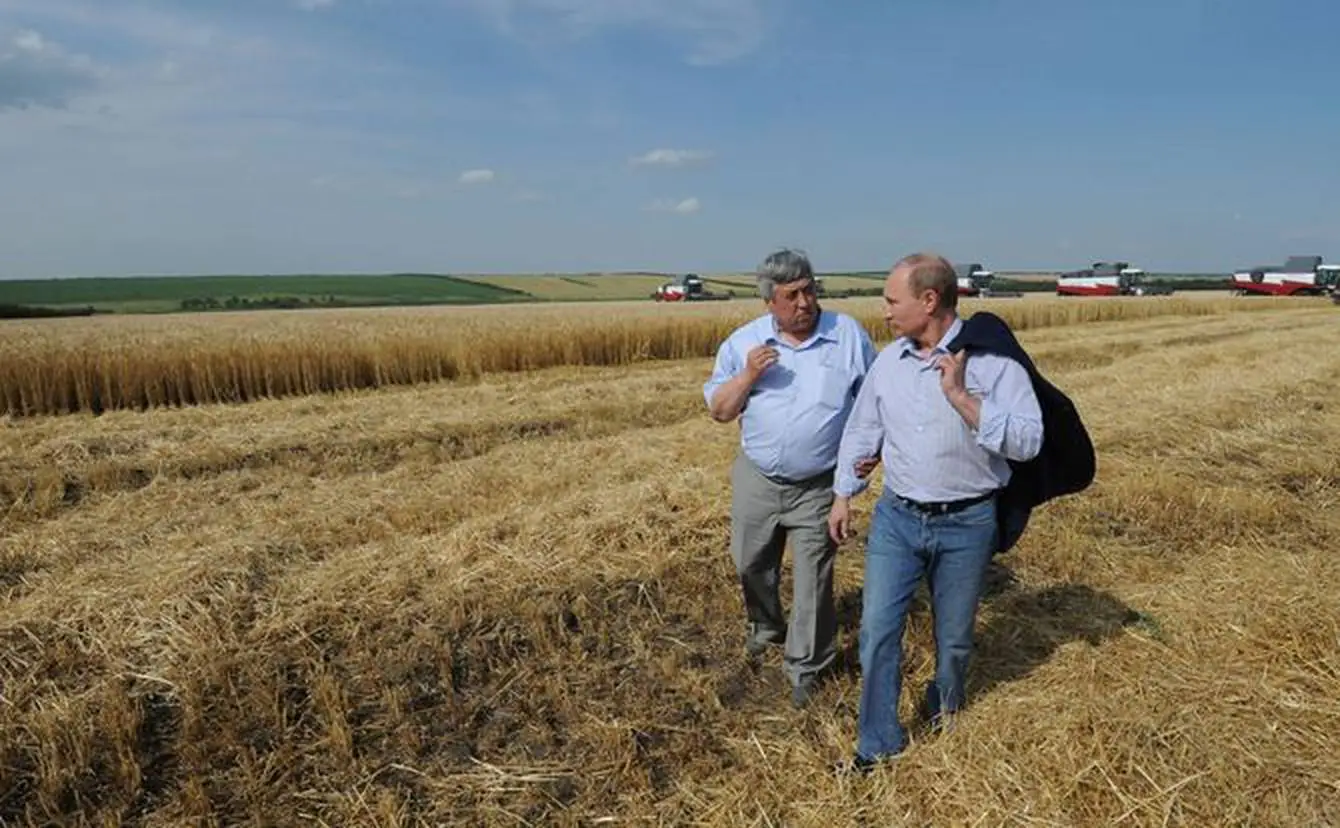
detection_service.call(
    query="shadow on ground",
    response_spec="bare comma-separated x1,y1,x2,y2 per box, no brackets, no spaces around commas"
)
831,562,1141,705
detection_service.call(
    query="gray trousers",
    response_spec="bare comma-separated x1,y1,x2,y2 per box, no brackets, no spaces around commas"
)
729,452,838,687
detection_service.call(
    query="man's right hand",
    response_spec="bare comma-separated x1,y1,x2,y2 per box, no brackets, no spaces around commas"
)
708,345,779,423
744,345,779,382
828,497,853,545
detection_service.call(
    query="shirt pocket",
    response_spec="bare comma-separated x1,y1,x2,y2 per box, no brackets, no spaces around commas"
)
814,366,855,411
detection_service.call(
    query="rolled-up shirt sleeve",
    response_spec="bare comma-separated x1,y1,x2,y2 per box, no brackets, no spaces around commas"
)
703,338,741,409
834,363,885,497
974,357,1044,462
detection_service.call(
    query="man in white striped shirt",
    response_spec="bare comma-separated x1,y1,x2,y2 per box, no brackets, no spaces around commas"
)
828,252,1044,773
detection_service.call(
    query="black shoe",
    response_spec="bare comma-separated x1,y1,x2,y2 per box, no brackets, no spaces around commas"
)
832,754,879,776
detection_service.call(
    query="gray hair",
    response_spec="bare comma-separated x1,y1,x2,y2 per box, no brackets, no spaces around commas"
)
756,248,815,301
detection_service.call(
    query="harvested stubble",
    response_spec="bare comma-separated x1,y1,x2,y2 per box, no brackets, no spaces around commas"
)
0,294,1295,417
2,304,1338,826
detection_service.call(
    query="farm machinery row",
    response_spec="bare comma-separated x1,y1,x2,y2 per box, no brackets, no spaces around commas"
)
1054,255,1340,299
651,256,1340,303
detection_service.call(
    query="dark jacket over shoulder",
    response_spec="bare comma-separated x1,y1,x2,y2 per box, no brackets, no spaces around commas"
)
948,311,1096,554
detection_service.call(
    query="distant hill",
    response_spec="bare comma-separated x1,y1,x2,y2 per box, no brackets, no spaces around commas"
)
0,273,532,313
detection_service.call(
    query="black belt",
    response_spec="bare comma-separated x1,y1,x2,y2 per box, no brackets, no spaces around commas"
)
893,490,997,516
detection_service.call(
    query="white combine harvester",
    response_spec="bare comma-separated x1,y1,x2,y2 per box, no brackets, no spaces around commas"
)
1229,255,1340,296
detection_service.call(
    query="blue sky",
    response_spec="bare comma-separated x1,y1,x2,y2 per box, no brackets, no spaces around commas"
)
1,0,1337,278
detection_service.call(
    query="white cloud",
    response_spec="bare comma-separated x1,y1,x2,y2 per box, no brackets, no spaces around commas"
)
646,196,701,214
0,1,221,51
459,168,496,184
630,148,713,167
0,27,104,111
457,0,768,65
296,0,336,10
0,2,501,277
13,30,46,52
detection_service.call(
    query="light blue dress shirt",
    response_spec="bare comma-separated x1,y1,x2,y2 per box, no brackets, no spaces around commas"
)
704,310,878,481
834,316,1044,501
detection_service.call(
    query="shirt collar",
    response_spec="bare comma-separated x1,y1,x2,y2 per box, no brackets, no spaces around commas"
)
895,315,963,358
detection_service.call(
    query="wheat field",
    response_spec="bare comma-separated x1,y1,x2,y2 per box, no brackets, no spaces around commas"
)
1,297,1338,826
0,293,1278,418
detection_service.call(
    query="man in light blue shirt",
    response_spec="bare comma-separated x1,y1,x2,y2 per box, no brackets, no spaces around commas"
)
704,249,878,709
827,252,1043,773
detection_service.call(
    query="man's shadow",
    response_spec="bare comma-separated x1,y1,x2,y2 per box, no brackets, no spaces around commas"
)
832,562,1143,704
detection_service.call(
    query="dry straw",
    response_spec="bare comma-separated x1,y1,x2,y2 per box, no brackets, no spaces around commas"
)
1,302,1337,825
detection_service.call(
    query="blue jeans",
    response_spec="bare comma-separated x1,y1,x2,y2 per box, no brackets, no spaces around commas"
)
856,492,998,761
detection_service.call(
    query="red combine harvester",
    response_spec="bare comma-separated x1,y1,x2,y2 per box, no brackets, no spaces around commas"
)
1056,262,1148,296
1229,255,1340,296
651,273,730,302
954,263,994,297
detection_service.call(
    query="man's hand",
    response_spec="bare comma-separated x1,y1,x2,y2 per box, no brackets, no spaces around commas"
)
745,345,779,381
708,344,779,422
933,350,981,429
854,454,880,479
828,497,854,545
933,351,967,398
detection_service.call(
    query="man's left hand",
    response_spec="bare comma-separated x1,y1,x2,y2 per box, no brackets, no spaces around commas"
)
933,351,968,398
933,350,982,429
854,454,880,479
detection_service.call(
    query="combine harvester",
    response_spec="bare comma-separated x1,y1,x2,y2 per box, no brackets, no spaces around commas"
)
954,263,994,297
1056,261,1160,296
1229,255,1340,296
952,262,1028,298
651,273,731,302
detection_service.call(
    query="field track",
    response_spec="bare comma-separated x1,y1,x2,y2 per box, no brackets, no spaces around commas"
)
2,301,1338,825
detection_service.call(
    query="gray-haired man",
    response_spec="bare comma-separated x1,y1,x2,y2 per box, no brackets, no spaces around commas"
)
704,249,879,708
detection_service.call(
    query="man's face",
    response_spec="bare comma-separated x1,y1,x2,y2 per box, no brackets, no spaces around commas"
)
882,267,937,339
767,277,819,336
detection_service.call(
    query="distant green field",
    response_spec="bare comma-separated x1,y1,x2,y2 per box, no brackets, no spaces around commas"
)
0,273,530,311
0,272,728,313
